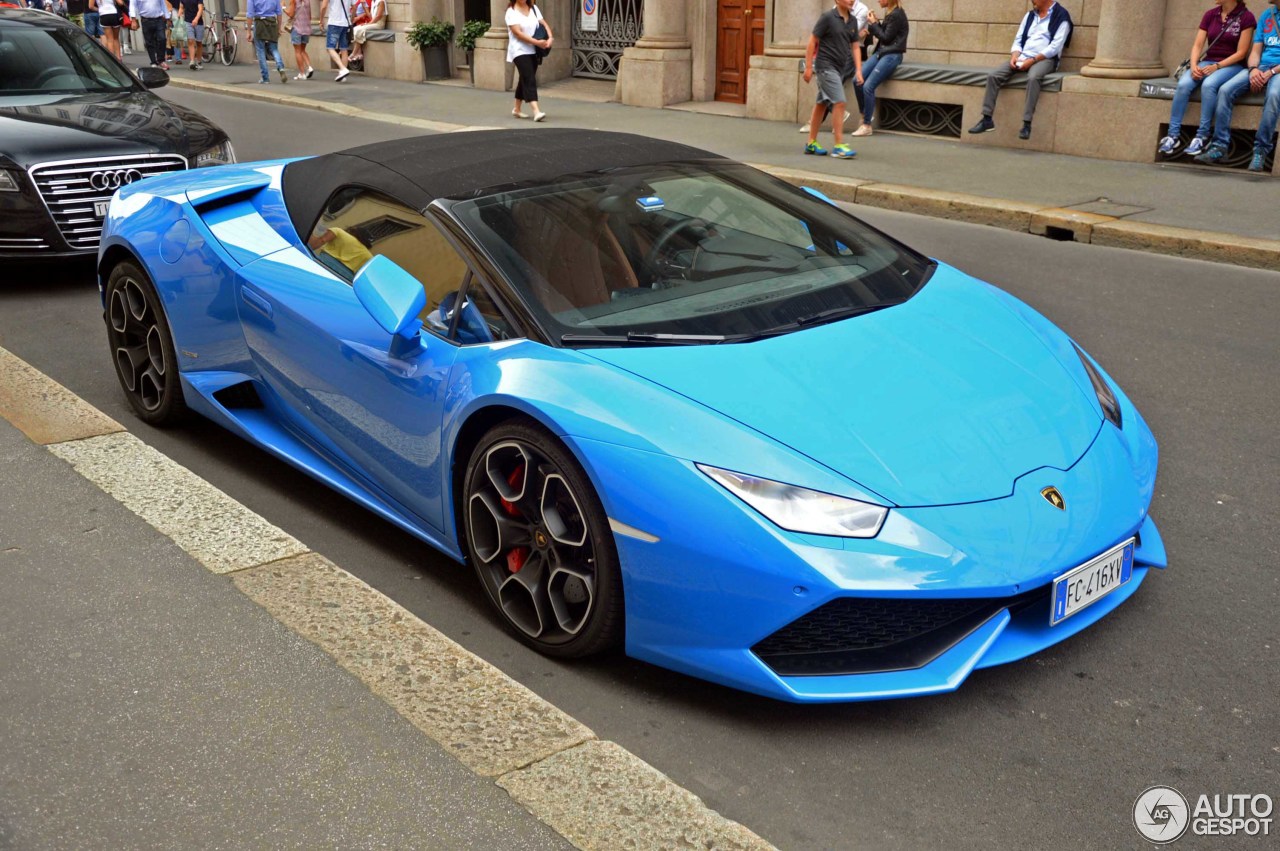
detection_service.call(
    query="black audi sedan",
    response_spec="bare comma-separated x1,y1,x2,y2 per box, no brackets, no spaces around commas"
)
0,8,232,260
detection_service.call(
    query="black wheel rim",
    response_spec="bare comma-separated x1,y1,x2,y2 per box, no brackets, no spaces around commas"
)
468,440,597,644
107,276,168,413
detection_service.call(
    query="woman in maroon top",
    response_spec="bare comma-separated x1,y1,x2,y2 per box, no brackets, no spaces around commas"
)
1159,0,1257,156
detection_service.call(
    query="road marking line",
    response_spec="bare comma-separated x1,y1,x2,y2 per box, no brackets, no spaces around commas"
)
0,345,124,445
3,353,777,851
232,552,595,777
48,432,308,575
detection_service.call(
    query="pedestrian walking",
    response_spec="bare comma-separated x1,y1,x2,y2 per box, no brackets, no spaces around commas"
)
803,0,861,159
247,0,289,83
506,0,552,122
96,0,123,59
852,0,908,137
82,0,103,43
285,0,314,79
128,0,170,69
65,0,86,27
174,0,206,69
320,0,351,81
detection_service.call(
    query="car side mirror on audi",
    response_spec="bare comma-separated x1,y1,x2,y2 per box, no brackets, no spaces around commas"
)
135,66,169,90
353,255,426,356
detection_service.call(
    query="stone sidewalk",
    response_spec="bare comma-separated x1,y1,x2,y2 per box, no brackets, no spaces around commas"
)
159,57,1280,270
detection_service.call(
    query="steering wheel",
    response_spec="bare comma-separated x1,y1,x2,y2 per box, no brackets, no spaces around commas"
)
32,66,77,88
643,217,710,286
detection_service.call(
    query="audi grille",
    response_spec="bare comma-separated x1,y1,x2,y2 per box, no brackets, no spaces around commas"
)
28,154,187,251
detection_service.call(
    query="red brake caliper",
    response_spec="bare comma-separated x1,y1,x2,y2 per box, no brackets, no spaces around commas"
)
503,464,529,573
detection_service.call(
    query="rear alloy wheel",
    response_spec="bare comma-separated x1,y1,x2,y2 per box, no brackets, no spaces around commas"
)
104,261,188,426
463,420,623,658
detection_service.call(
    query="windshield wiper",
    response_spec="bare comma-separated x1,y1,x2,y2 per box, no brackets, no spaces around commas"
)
727,303,895,343
561,332,728,347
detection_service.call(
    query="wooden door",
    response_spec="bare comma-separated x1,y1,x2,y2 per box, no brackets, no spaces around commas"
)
715,0,766,103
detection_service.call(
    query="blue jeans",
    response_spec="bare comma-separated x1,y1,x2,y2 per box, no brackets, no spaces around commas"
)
1167,62,1241,139
860,52,902,124
1211,66,1261,148
1244,68,1280,154
255,37,284,80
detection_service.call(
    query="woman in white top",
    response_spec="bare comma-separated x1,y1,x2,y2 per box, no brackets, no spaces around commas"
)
97,0,122,59
505,0,553,122
349,0,385,67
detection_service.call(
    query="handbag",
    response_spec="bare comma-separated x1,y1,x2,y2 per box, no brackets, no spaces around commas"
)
532,5,549,58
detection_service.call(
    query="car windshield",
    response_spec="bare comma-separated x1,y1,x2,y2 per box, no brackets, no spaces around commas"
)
0,23,136,95
449,161,932,346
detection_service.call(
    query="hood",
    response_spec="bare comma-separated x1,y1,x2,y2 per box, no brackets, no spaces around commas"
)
585,265,1102,507
0,90,223,166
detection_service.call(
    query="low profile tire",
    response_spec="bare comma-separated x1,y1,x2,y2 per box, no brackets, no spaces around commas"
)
462,419,624,658
104,261,188,427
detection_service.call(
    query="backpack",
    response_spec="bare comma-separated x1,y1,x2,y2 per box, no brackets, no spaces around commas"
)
1018,4,1073,53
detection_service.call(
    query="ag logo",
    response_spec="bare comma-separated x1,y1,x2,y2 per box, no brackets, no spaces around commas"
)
1134,786,1190,844
1040,486,1065,510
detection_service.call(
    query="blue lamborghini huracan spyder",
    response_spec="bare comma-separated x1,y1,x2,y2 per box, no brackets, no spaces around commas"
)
97,130,1165,702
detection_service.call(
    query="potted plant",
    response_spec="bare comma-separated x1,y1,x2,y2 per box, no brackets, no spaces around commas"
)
455,19,489,85
406,18,455,81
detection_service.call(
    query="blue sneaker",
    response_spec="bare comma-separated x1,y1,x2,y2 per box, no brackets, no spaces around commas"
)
1184,136,1207,157
1157,135,1177,155
1248,148,1267,172
804,142,828,156
1194,143,1227,164
831,144,857,159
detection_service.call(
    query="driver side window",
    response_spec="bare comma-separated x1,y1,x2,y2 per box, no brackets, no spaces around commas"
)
307,188,472,339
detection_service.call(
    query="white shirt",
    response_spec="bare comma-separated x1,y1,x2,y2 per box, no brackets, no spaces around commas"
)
325,0,350,28
505,5,543,63
1011,3,1070,62
851,1,869,36
98,0,118,16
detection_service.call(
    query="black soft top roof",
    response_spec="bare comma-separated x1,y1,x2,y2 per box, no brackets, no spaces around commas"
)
281,128,722,240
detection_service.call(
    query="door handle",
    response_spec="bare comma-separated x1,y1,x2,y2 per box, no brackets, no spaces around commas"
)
241,287,273,319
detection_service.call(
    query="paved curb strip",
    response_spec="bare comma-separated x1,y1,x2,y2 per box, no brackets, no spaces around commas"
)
7,354,777,851
499,740,776,851
47,431,307,574
0,345,124,445
232,552,595,777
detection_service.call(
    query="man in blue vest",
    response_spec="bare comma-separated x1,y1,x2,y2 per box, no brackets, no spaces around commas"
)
969,0,1072,140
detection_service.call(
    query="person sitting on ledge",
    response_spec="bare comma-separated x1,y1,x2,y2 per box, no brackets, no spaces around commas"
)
968,0,1072,141
1203,0,1280,171
1159,0,1257,158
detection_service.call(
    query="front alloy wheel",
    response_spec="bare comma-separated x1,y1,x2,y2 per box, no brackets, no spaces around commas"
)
463,420,623,658
104,261,187,426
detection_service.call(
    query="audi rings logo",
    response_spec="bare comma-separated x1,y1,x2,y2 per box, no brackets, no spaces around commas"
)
88,169,144,191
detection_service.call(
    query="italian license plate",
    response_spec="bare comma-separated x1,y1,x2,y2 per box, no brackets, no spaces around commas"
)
94,201,110,217
1050,538,1135,625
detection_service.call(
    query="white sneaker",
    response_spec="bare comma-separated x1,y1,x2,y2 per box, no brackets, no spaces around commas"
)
851,124,873,137
335,68,350,82
799,123,811,133
512,108,527,119
533,111,547,122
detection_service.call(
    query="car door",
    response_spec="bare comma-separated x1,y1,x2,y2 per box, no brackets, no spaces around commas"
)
235,187,476,533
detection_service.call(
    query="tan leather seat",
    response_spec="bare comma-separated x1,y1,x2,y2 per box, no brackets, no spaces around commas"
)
510,198,637,311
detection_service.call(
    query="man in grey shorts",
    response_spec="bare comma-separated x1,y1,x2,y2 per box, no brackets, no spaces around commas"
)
803,0,861,159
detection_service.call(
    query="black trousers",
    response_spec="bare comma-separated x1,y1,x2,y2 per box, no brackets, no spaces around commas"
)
513,53,539,103
141,16,167,66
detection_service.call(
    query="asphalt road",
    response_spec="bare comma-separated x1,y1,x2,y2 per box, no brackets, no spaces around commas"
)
3,88,1277,850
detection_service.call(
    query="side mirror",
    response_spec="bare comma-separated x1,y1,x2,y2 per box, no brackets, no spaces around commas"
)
136,66,170,89
353,255,426,354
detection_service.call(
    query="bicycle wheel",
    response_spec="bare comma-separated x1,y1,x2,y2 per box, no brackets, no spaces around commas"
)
203,22,216,53
219,23,236,65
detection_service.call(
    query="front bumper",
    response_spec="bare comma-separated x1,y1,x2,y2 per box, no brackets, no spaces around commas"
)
572,411,1163,703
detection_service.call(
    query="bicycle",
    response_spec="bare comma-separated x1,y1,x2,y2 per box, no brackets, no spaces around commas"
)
203,13,238,66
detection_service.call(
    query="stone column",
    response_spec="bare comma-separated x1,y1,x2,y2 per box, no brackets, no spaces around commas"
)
1080,0,1169,80
618,0,692,107
474,0,513,91
748,0,823,122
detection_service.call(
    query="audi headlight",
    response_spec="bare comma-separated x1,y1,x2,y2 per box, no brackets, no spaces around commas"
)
0,170,19,192
698,465,888,538
194,141,236,168
1072,343,1122,430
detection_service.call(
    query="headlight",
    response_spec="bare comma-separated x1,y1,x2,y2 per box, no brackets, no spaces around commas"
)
1072,343,1122,429
697,465,888,538
0,170,19,192
194,141,236,168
